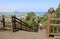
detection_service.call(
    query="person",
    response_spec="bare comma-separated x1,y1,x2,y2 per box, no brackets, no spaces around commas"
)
39,23,43,30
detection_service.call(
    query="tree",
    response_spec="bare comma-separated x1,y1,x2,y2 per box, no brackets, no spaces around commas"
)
40,13,48,28
23,12,39,27
56,3,60,18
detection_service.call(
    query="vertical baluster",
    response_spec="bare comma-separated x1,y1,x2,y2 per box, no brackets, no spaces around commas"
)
57,27,59,34
13,15,16,32
11,15,14,32
2,15,5,30
53,27,54,33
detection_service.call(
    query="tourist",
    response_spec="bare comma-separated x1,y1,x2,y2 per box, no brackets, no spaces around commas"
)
39,23,43,30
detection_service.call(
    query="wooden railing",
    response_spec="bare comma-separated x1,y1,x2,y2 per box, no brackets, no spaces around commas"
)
0,15,13,31
0,15,6,30
0,15,38,32
51,18,60,20
50,24,60,26
47,14,60,37
12,15,38,32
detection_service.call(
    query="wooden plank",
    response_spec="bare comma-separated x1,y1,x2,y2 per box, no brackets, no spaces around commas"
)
47,14,51,37
50,24,60,26
51,18,60,20
50,33,60,36
2,15,5,30
54,36,60,39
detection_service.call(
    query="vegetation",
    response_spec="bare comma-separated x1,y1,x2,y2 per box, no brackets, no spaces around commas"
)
49,4,60,33
56,4,60,18
22,4,60,29
40,13,48,28
23,12,39,27
40,4,60,28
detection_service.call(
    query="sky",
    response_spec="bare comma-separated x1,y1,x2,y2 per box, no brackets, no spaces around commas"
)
0,0,60,12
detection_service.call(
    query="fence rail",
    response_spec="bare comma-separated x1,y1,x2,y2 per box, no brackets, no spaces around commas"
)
0,15,38,32
51,18,60,20
12,15,38,32
50,24,60,26
47,14,60,37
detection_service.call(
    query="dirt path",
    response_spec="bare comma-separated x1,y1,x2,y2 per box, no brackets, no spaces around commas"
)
0,29,48,39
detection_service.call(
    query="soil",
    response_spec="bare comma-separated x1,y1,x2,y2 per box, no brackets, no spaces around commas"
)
0,29,55,39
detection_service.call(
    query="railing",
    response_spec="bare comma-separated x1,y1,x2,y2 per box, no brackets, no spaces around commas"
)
0,15,13,31
12,15,38,32
0,15,38,32
47,14,60,37
51,18,60,20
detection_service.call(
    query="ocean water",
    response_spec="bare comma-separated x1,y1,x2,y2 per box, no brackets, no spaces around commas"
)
0,12,46,24
0,12,46,17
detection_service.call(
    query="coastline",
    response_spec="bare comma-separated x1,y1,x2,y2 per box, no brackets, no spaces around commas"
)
0,12,45,16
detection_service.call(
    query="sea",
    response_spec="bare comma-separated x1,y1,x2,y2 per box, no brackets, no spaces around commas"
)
0,12,46,17
0,12,46,24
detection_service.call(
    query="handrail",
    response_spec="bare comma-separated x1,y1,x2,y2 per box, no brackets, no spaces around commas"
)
50,24,60,26
15,17,32,26
13,16,36,30
16,20,34,29
51,18,60,20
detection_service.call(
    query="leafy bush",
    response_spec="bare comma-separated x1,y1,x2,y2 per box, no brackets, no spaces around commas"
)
23,12,39,28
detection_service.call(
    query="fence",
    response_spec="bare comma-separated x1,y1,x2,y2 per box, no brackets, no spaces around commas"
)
47,13,60,37
0,15,39,32
0,15,13,31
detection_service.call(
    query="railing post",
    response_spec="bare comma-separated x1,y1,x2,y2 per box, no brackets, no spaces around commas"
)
11,15,14,32
19,22,22,30
11,15,16,32
2,15,5,30
13,15,16,32
47,13,51,37
14,15,16,32
37,25,38,32
20,22,22,30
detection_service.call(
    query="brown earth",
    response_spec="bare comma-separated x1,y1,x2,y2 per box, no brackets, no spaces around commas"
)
0,29,55,39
